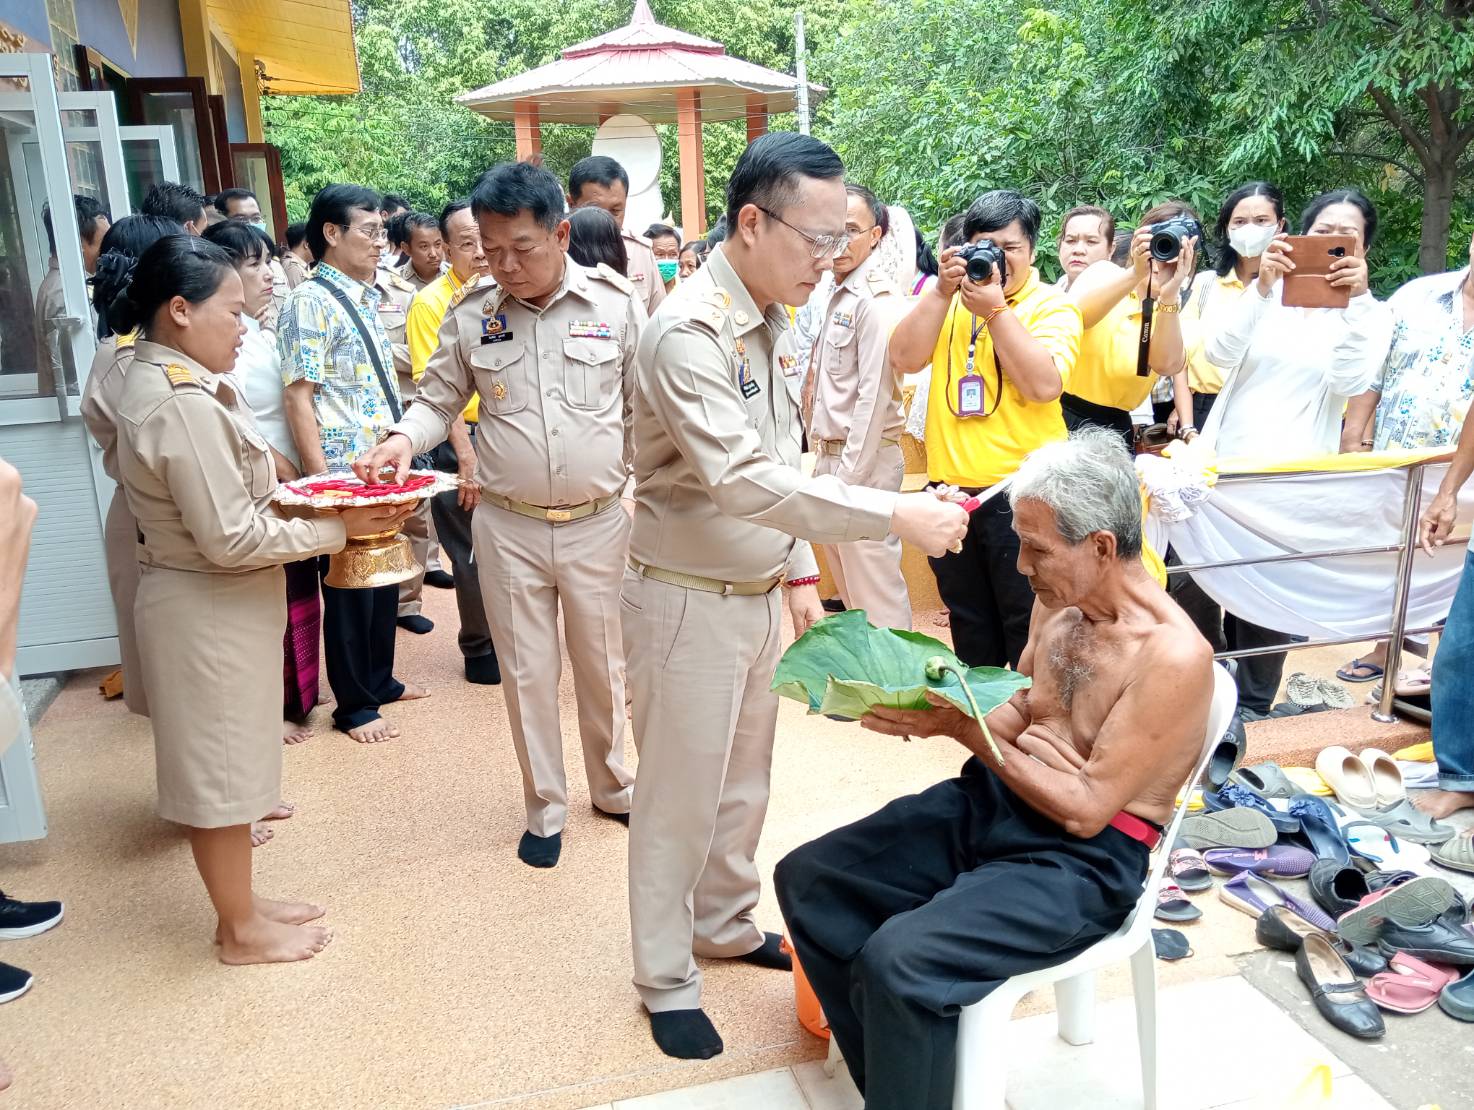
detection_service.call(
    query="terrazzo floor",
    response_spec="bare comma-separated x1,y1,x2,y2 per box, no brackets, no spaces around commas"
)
0,587,1443,1108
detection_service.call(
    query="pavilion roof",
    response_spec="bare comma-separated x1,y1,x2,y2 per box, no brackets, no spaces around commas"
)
456,0,824,125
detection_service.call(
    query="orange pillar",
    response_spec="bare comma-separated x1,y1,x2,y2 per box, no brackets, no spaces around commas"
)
746,95,766,145
677,87,706,239
515,101,542,162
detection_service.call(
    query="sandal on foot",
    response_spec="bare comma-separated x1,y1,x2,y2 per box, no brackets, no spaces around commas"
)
1336,658,1384,684
1353,799,1455,845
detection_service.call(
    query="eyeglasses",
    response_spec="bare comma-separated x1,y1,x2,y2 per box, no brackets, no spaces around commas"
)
844,223,879,240
757,206,848,259
339,222,387,244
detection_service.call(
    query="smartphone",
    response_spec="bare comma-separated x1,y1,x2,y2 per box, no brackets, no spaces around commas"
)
1280,234,1358,309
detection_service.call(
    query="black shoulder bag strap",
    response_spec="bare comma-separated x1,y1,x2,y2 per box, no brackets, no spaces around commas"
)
311,274,402,421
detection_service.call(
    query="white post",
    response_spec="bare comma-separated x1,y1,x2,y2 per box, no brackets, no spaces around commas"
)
795,10,811,135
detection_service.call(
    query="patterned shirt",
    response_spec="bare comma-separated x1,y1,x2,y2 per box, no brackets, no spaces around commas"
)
277,261,401,468
1373,267,1473,450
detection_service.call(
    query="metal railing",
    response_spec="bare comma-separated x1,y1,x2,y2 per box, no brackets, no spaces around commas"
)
1164,458,1467,724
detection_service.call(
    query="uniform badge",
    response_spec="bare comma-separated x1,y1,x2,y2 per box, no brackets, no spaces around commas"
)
492,381,508,401
164,363,195,387
481,314,512,344
736,339,760,401
833,310,854,328
569,321,613,339
778,354,800,378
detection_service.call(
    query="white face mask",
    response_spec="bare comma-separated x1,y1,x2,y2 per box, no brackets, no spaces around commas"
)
1228,223,1277,259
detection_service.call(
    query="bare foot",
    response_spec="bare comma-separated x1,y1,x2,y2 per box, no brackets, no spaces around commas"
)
261,801,295,822
1413,788,1474,820
250,822,274,847
347,716,401,744
934,610,951,628
215,898,326,944
283,720,313,745
394,681,431,702
217,915,333,965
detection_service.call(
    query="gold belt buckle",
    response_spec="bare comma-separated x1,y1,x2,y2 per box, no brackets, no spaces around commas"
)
546,507,573,523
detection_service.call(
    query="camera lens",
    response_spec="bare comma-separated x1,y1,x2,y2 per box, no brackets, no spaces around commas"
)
966,255,994,283
1149,230,1182,262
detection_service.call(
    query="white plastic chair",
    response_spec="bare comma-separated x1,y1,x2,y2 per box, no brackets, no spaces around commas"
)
951,662,1238,1110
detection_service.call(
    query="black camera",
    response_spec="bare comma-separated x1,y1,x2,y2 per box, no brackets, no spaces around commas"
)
1148,215,1203,262
958,239,1008,287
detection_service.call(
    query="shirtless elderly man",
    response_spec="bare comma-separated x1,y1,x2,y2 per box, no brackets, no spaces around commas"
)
776,427,1214,1110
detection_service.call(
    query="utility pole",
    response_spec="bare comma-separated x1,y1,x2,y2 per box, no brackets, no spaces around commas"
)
794,10,811,135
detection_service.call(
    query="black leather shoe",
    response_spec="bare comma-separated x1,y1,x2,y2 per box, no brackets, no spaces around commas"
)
1376,907,1474,966
396,614,434,634
1308,861,1370,919
1294,934,1385,1040
424,569,455,589
1254,906,1387,977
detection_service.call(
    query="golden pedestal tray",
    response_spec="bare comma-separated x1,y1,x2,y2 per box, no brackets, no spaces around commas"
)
273,469,461,589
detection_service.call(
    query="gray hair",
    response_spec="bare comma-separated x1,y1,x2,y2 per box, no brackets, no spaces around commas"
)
1008,427,1142,558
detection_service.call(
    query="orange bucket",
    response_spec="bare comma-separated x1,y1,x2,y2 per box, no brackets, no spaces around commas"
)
782,934,830,1039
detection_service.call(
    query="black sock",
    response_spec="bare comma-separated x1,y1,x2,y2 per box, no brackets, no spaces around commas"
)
593,806,630,827
517,830,561,868
648,1008,723,1060
737,932,792,971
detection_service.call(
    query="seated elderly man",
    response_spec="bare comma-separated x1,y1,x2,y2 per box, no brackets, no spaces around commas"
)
775,427,1213,1110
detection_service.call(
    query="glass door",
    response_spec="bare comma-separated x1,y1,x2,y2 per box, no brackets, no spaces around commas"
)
124,77,216,194
230,143,287,242
119,124,180,210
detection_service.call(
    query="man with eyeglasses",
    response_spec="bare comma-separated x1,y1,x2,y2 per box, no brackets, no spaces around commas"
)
890,189,1084,670
804,182,912,631
355,161,642,870
621,133,969,1061
280,184,429,745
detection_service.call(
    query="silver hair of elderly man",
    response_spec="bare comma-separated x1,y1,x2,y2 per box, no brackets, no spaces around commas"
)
1008,427,1144,558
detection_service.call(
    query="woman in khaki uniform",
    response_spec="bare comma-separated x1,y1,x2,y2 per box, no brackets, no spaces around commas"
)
81,214,184,717
107,236,409,964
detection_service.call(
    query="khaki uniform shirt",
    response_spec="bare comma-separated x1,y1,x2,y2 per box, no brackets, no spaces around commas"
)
281,253,311,289
115,339,346,573
630,245,897,583
391,258,643,508
398,258,448,293
373,267,417,390
80,332,137,481
807,255,906,485
622,229,666,316
33,259,64,395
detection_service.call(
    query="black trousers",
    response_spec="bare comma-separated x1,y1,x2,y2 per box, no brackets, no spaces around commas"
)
1191,391,1217,431
1166,550,1292,714
320,571,403,731
1060,392,1134,452
428,436,496,662
776,761,1148,1110
928,494,1034,668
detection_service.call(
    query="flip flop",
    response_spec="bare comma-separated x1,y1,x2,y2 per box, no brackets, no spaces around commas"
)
1180,807,1277,850
1336,658,1384,683
1353,799,1456,845
1154,881,1203,923
1315,746,1379,810
1229,762,1299,800
1361,749,1406,808
1284,766,1333,797
1340,821,1433,872
1432,832,1474,875
1169,848,1214,892
1367,953,1461,1014
1288,794,1352,865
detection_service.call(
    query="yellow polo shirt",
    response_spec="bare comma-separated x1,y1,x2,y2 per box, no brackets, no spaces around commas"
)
924,268,1083,487
1181,272,1247,395
1069,290,1156,411
407,268,479,423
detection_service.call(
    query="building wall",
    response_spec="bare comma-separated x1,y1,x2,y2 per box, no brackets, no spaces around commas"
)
72,0,187,77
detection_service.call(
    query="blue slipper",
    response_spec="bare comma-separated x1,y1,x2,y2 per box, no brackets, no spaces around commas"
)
1204,784,1301,836
1288,794,1352,865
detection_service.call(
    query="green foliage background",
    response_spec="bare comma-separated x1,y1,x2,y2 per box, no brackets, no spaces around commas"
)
264,0,1473,291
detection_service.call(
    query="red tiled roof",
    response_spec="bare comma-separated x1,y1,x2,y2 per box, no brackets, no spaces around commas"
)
456,0,824,125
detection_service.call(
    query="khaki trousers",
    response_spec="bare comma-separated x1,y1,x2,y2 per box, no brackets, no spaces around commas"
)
473,499,633,836
624,566,781,1011
397,500,432,618
815,444,911,631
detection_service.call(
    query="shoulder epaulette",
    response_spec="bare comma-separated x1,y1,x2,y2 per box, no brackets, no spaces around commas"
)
594,262,636,297
449,274,484,311
163,363,196,388
116,330,138,350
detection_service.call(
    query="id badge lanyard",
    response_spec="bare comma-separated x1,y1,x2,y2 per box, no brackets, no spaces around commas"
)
948,307,1005,419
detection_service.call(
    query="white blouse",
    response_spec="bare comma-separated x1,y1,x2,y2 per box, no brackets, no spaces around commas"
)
233,315,299,469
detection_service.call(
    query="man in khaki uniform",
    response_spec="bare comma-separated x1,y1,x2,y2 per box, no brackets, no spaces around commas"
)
624,133,969,1061
567,155,666,316
372,263,434,634
805,184,912,631
357,161,641,869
